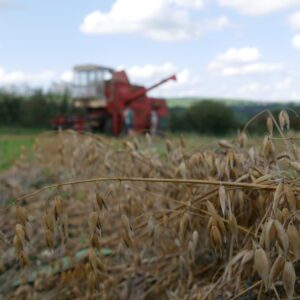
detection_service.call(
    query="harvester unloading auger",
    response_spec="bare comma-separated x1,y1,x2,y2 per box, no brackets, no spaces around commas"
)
54,64,177,135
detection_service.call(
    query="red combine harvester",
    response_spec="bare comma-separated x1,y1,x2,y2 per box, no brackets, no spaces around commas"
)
54,64,176,135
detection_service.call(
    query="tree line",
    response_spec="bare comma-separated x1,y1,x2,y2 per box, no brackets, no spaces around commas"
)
0,89,299,134
0,89,74,128
169,100,300,135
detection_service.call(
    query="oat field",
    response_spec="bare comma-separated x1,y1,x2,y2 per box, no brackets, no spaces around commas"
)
0,111,300,299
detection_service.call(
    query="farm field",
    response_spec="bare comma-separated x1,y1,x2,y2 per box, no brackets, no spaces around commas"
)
0,128,42,172
0,113,299,300
3,0,300,298
0,129,283,173
0,129,231,172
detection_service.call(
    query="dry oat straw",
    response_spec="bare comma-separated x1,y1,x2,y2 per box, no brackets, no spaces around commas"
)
0,110,300,299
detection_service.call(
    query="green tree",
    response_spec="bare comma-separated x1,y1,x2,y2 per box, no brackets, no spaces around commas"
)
0,88,73,128
169,100,237,135
186,100,236,134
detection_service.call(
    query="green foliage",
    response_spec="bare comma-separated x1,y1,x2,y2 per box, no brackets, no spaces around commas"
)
0,89,73,128
1,88,299,136
169,100,300,135
169,100,237,135
169,108,191,132
235,105,300,134
0,135,36,171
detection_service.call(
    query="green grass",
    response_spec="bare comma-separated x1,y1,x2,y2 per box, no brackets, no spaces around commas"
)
0,126,263,173
0,126,42,135
0,127,41,172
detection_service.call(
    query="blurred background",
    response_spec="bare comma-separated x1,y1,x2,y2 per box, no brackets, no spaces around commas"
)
1,0,300,169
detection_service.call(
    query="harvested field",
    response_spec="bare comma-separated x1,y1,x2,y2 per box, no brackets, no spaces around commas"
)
0,111,300,299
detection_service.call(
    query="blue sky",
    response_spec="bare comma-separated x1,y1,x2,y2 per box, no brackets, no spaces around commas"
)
1,0,300,101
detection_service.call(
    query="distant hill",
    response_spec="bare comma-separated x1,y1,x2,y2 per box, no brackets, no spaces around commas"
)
167,97,300,109
167,98,201,108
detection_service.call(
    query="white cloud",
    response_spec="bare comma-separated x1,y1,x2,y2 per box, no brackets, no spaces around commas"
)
123,63,175,81
174,0,204,9
218,78,300,102
220,63,283,76
208,47,283,76
276,76,292,89
60,70,73,83
218,0,300,16
122,63,201,97
80,0,230,41
0,68,71,87
288,11,300,30
214,47,261,63
0,68,56,85
289,91,300,100
292,34,300,49
123,62,296,100
238,82,269,95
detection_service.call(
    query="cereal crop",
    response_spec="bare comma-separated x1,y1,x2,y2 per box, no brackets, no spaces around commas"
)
0,110,300,299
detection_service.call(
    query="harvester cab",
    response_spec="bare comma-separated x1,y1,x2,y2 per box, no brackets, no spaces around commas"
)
72,64,114,109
